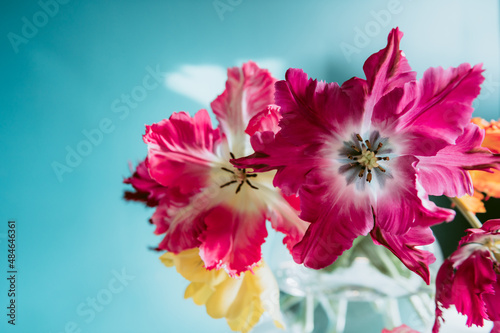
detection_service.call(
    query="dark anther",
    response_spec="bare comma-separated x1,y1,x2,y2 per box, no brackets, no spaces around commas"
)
235,182,244,194
351,145,360,152
230,152,236,159
374,142,383,153
246,180,259,189
366,170,372,183
377,157,390,161
358,167,365,178
356,134,363,142
221,167,235,174
365,140,372,150
220,180,237,188
377,166,386,173
246,174,257,178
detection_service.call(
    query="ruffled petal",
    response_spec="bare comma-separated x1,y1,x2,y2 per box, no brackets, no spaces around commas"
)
434,241,499,332
161,250,284,333
452,249,496,327
433,259,455,333
371,82,416,131
211,61,276,156
397,63,484,146
276,68,366,144
144,110,221,194
245,104,281,136
484,219,500,232
363,28,415,99
258,185,308,252
123,158,168,207
483,279,500,322
363,28,416,129
492,321,500,333
372,225,435,284
370,156,454,283
415,123,500,197
152,192,208,252
292,169,374,269
199,204,268,277
233,130,321,195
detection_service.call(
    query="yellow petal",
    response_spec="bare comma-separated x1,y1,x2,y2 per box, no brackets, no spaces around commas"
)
160,252,176,267
160,248,224,285
226,297,262,333
225,261,285,332
185,282,214,305
160,249,284,332
254,261,285,328
206,274,244,318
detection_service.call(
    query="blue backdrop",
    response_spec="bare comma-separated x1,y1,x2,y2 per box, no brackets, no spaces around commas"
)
1,0,499,332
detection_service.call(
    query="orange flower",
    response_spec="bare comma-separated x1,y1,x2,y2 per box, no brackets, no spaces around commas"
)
458,118,500,213
472,118,500,153
458,192,486,214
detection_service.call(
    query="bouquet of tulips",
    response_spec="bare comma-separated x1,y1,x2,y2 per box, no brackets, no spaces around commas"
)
123,28,500,333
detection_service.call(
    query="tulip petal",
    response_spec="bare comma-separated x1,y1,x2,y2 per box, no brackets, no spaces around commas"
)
211,61,276,156
161,250,284,333
399,63,484,146
292,169,374,269
144,110,221,194
416,123,500,197
199,204,268,276
123,158,169,206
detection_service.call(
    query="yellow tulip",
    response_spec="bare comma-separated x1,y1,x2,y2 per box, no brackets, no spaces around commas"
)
161,248,284,332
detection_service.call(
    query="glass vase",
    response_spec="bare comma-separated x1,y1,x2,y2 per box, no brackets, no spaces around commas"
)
258,233,441,333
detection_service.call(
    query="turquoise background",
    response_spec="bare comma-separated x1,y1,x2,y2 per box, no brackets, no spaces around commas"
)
0,0,499,332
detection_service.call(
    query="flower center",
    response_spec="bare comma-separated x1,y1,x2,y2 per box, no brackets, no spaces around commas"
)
484,236,500,263
220,152,259,194
464,235,500,266
347,134,389,183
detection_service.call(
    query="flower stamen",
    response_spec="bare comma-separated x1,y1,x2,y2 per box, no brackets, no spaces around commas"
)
235,182,244,194
373,142,383,154
220,153,259,193
246,180,259,189
358,167,366,178
221,167,235,174
345,134,390,183
221,180,238,188
366,170,372,182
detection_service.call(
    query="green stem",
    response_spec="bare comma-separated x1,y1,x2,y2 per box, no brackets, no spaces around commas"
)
450,197,482,229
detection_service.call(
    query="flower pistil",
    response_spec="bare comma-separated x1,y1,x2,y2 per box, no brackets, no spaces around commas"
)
220,152,259,193
347,133,391,183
